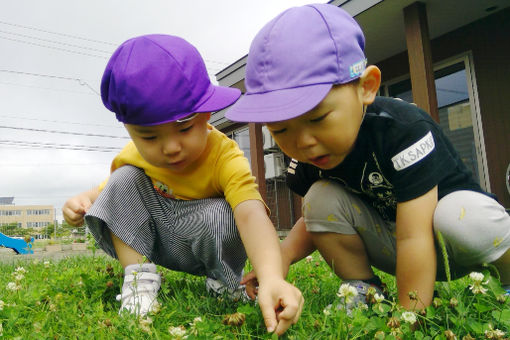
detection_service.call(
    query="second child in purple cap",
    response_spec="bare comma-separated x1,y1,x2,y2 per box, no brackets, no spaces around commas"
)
228,4,510,311
62,34,303,335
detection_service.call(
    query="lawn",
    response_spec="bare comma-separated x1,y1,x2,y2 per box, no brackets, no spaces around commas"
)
0,251,509,339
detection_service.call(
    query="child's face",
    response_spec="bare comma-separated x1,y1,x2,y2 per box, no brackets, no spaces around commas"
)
124,113,211,173
266,84,365,170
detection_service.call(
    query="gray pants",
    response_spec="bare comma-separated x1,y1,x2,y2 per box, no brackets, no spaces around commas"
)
303,180,510,280
85,165,247,290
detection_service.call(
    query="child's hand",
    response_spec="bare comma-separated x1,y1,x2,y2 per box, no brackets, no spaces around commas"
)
257,279,304,336
62,188,99,226
240,270,259,300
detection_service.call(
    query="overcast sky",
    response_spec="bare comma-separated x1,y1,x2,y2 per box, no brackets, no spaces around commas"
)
0,0,327,221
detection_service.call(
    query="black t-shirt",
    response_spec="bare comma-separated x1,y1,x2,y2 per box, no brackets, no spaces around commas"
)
287,96,485,221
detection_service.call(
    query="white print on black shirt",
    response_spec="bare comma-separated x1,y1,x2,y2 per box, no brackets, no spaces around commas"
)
361,153,396,220
391,131,435,171
368,172,383,185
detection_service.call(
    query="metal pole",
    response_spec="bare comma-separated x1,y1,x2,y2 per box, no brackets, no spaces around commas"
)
274,179,280,229
54,208,57,240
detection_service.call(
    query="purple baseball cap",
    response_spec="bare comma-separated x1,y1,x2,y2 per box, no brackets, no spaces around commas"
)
225,4,366,123
101,34,241,126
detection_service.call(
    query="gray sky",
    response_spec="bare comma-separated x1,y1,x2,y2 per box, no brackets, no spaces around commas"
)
0,0,326,221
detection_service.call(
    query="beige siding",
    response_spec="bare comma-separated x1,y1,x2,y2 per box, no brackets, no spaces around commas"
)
0,205,55,229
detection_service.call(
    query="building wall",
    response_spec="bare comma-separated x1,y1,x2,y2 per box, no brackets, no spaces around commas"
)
376,8,510,207
0,205,55,229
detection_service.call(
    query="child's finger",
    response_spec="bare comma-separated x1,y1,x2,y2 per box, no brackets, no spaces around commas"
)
63,204,86,226
245,282,258,300
274,317,292,336
240,270,256,285
73,217,85,226
273,296,303,335
292,294,304,324
81,201,92,213
64,215,84,227
64,200,85,215
257,297,277,333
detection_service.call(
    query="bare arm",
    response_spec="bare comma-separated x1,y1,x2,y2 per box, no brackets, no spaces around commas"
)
234,199,303,335
395,186,438,309
241,216,316,294
280,217,317,277
62,187,100,226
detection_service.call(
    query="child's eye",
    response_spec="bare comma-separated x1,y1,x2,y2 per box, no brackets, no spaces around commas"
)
270,128,286,135
310,113,329,123
141,136,156,141
179,125,193,133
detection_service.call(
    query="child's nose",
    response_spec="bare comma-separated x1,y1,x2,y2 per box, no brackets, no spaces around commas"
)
296,130,316,149
162,138,181,155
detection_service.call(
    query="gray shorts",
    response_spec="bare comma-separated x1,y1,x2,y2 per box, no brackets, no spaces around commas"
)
303,179,510,280
84,165,247,290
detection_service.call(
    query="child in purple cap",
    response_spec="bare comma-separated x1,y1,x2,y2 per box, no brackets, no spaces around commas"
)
227,4,510,311
62,34,303,334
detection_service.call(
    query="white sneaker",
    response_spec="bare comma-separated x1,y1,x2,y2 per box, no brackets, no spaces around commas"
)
205,277,250,302
116,263,161,316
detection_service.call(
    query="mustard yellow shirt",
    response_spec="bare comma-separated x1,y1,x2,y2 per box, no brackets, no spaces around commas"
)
99,125,263,210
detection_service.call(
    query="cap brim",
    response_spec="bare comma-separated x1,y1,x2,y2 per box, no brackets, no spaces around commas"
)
195,85,242,113
225,83,332,123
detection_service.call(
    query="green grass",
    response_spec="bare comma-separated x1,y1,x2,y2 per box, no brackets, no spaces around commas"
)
0,253,509,339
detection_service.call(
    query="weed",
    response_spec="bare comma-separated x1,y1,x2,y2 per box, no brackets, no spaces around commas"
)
0,253,508,339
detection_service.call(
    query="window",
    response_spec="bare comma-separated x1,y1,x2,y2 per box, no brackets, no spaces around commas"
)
26,221,50,228
383,56,487,188
26,209,51,216
0,210,21,216
227,127,251,166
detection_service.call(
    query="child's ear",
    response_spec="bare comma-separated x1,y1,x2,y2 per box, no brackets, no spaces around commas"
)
359,65,381,105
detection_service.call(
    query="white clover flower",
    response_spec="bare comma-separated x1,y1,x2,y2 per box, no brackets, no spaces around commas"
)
468,272,489,294
169,326,188,339
0,300,4,310
469,272,484,282
305,256,313,263
469,282,488,294
14,274,25,281
323,305,332,316
401,311,417,324
44,261,50,268
374,293,385,303
493,329,505,338
15,266,26,274
139,317,153,334
390,328,403,337
358,303,369,310
151,300,161,314
485,324,505,339
33,322,43,333
189,316,203,335
6,282,19,291
337,283,358,304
